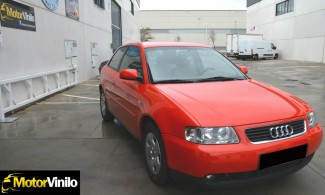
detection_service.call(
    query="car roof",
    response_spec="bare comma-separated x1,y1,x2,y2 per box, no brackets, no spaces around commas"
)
128,42,211,48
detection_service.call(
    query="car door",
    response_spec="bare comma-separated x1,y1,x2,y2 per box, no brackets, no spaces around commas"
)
263,42,274,57
101,46,127,117
113,46,145,133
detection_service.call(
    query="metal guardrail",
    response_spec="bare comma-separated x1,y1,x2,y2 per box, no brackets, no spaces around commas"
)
0,67,77,122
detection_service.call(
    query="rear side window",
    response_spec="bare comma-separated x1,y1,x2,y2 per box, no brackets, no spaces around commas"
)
119,46,143,77
109,47,127,70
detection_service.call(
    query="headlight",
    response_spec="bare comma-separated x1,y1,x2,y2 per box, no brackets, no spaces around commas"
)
307,112,318,128
185,127,239,144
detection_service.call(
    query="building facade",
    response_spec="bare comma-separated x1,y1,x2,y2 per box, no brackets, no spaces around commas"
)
247,0,325,62
0,0,140,121
140,10,246,51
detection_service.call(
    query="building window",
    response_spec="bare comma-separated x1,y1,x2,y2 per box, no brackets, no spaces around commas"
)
276,0,294,16
111,0,122,53
94,0,105,9
130,0,134,15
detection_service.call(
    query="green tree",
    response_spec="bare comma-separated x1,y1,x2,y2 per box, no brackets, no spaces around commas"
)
140,27,154,42
208,30,217,50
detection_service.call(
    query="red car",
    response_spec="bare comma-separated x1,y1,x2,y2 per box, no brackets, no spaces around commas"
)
99,42,323,186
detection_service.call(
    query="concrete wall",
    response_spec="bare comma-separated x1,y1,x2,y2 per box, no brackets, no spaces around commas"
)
0,0,140,81
139,10,246,50
247,0,325,62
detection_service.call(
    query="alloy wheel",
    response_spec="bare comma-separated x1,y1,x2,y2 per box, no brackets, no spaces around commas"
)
100,92,106,116
145,132,162,175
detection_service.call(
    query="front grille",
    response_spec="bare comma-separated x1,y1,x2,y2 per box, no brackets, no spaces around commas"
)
245,119,306,144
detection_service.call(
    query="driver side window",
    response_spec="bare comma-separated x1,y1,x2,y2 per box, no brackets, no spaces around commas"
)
119,46,143,78
108,47,127,70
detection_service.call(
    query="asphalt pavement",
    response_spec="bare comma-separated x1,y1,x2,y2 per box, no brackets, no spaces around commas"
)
0,59,324,195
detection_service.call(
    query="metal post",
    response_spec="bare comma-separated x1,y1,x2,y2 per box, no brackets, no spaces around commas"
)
0,85,18,123
0,86,5,121
205,22,208,44
235,21,237,33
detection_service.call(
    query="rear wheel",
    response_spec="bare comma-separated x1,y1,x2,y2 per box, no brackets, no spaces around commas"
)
143,122,169,185
253,54,259,60
100,89,114,121
274,53,278,60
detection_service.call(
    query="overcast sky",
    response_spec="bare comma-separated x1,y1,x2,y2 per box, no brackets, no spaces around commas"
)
140,0,246,10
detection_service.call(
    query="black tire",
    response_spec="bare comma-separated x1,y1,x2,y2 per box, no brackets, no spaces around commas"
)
100,88,114,121
253,54,259,60
274,53,278,60
142,122,169,185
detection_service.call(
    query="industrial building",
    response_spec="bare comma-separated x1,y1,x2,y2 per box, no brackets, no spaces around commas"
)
139,10,246,51
246,0,325,62
0,0,140,121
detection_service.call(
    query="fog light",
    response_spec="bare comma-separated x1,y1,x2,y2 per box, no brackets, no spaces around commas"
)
205,174,215,181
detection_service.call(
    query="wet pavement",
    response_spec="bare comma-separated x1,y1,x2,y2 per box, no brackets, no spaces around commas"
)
0,60,325,195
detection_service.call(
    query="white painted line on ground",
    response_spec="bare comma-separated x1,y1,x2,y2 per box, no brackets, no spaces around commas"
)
84,84,99,86
37,102,99,105
61,94,100,101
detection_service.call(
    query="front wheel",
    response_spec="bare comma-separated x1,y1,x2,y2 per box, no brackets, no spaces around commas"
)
143,122,169,185
274,53,278,60
253,54,259,60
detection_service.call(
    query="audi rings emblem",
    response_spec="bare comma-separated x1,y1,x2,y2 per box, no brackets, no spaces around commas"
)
270,125,294,139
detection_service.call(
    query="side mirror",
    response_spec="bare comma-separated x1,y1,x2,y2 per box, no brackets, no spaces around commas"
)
272,46,277,50
120,69,139,80
239,66,248,74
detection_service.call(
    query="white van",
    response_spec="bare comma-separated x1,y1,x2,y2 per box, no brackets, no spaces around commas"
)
237,40,278,60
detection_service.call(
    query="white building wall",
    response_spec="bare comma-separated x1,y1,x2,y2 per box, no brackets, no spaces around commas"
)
140,10,246,50
0,0,140,118
247,0,325,62
0,0,140,80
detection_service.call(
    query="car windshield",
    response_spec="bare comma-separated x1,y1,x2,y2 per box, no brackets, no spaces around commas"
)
145,47,247,83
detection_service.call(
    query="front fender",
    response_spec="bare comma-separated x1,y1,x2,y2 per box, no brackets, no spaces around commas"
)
137,85,200,139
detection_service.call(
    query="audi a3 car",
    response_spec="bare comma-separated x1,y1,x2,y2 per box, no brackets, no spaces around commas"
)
99,42,323,186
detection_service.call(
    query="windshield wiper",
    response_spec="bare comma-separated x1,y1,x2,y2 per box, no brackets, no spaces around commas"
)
154,79,196,84
195,76,244,82
154,77,244,84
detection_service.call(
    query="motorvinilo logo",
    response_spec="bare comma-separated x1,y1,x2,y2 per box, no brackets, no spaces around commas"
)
0,3,34,22
0,171,80,195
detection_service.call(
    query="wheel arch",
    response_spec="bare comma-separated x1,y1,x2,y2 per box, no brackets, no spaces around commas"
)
140,115,159,141
99,84,103,92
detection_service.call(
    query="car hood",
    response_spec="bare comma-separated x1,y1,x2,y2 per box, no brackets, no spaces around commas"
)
155,80,305,126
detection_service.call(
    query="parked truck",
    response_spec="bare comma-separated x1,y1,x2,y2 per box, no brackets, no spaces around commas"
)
238,40,278,60
226,34,263,57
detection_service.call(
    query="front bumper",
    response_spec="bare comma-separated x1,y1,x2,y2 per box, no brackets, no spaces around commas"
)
170,153,314,187
162,123,322,181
